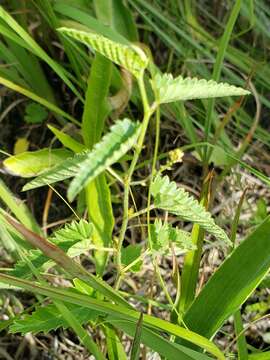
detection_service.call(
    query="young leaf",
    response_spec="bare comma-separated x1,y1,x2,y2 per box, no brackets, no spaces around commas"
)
57,27,148,78
11,220,93,278
151,73,250,104
3,148,72,177
151,175,231,245
10,302,101,334
149,219,196,254
23,119,140,193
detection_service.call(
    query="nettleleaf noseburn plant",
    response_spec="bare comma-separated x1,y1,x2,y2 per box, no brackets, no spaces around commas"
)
1,26,251,359
55,27,248,284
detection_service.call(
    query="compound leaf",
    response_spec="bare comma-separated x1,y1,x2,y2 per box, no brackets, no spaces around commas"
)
151,175,230,244
67,118,140,201
151,73,250,104
23,119,140,194
58,27,148,78
10,302,101,334
11,219,93,278
150,219,196,254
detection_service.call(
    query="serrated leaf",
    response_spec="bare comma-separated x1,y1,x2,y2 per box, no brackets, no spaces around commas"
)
23,119,140,193
4,148,72,178
10,303,101,334
149,219,195,254
151,73,250,104
11,220,93,278
67,119,141,201
151,175,231,245
121,244,142,272
57,27,148,78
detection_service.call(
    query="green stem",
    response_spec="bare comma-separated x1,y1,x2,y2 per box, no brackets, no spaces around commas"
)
115,73,154,289
147,105,160,236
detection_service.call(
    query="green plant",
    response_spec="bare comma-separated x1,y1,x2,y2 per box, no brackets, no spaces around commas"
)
0,2,270,359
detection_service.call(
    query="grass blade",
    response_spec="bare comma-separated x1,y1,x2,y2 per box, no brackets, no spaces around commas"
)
130,312,143,360
0,273,225,359
183,217,270,339
0,76,79,125
178,173,212,314
81,53,113,275
0,179,40,234
202,0,242,160
0,6,83,101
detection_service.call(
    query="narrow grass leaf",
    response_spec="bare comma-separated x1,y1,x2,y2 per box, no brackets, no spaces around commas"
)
54,301,106,360
82,53,114,275
130,312,143,360
54,2,130,45
0,6,82,101
0,273,225,360
48,125,86,153
114,320,213,360
184,217,270,339
0,76,79,125
249,352,270,360
104,325,128,360
94,0,138,41
204,0,242,150
0,180,40,234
